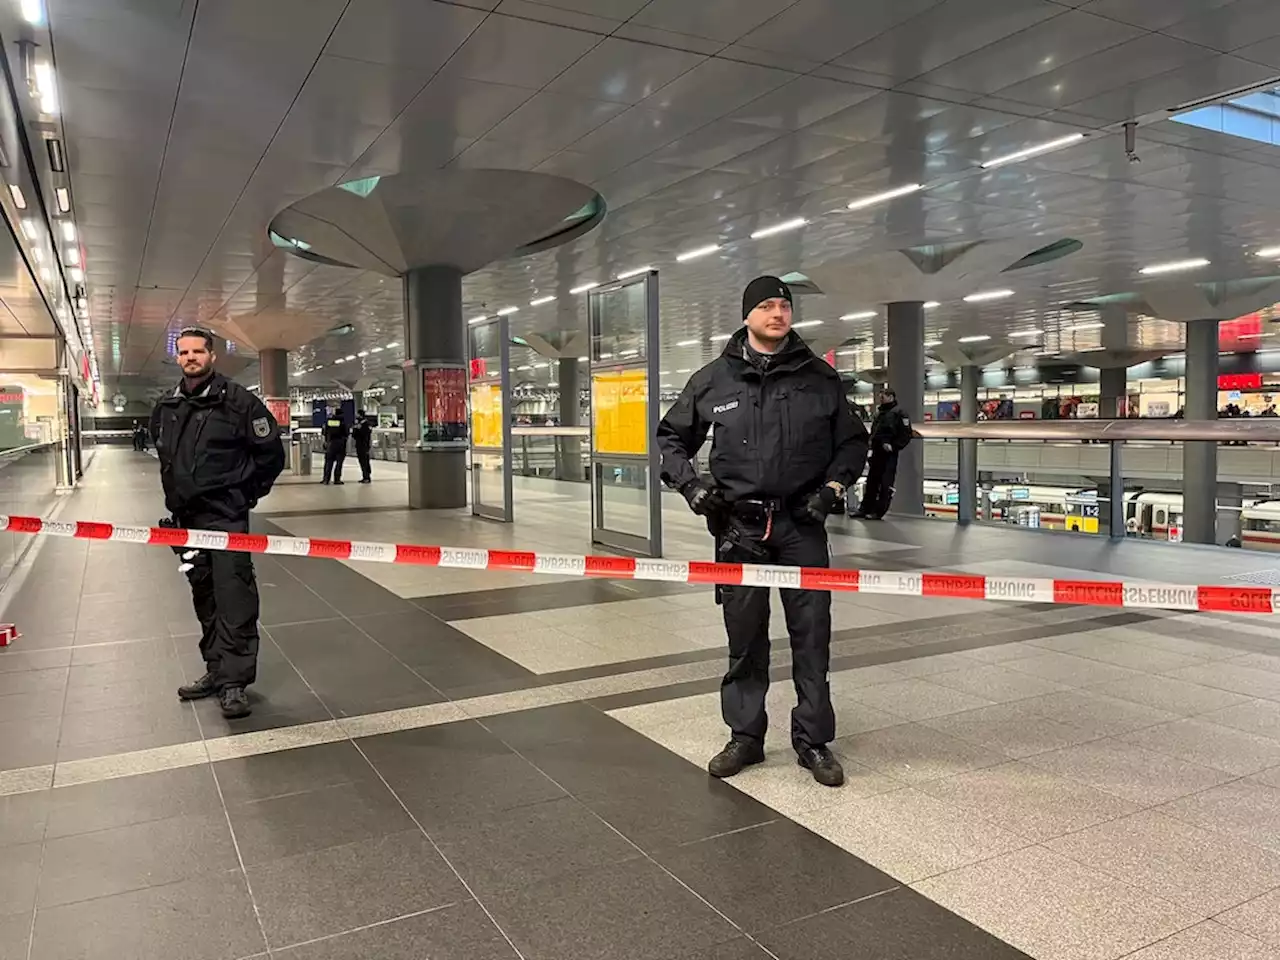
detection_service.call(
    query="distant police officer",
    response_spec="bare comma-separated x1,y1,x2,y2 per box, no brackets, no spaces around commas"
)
151,328,285,719
321,406,349,485
352,412,374,484
853,387,913,519
657,276,869,787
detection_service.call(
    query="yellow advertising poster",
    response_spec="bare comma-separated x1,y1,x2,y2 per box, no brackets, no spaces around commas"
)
470,382,503,449
592,369,648,456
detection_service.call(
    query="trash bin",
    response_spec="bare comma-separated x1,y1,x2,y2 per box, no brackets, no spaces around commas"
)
290,436,312,476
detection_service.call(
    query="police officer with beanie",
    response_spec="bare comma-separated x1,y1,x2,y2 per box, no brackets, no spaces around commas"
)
657,277,869,786
151,328,285,718
853,387,913,519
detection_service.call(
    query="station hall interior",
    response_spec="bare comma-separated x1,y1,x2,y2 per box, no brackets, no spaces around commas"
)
13,1,1280,958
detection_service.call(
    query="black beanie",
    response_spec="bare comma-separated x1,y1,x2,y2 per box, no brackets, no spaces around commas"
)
742,275,792,319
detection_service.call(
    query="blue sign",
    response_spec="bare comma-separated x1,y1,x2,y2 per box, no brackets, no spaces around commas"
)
945,491,960,505
1011,487,1030,500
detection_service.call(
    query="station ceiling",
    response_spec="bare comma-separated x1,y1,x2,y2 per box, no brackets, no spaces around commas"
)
43,0,1280,393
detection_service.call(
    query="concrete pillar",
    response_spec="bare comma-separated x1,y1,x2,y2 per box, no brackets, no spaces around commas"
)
259,348,288,398
958,364,978,522
352,390,364,415
887,301,925,516
1098,366,1128,419
556,358,582,481
404,265,467,509
1183,319,1218,544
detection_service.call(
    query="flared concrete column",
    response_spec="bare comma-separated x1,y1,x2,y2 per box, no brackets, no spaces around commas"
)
259,348,288,398
887,301,925,516
1098,366,1128,419
1183,319,1218,544
957,364,978,522
404,265,467,509
556,358,582,481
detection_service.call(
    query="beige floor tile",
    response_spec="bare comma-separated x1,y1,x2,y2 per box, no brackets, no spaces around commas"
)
1023,738,1232,806
1199,698,1280,741
914,846,1199,960
1124,921,1275,959
1002,652,1146,688
1164,662,1280,701
835,722,1007,785
1216,887,1280,948
1159,779,1280,854
1012,690,1179,739
925,664,1071,704
1087,675,1251,717
794,787,1028,883
1048,638,1209,675
848,678,996,721
919,702,1101,759
919,761,1139,843
731,753,901,814
1119,717,1280,776
1046,809,1280,916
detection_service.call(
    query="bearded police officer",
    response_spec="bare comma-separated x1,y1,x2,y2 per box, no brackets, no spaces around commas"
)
657,277,869,787
151,328,285,719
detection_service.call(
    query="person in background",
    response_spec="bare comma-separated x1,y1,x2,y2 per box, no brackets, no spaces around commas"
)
151,327,285,719
321,405,349,485
352,411,374,484
131,419,147,451
853,387,913,519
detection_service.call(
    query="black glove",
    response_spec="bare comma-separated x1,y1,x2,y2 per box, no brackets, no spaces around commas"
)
804,485,841,523
681,479,726,518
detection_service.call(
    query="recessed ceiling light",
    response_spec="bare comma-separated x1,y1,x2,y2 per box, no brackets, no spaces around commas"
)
1065,321,1103,331
846,183,922,210
792,320,823,328
840,311,877,321
65,247,79,266
20,218,37,240
873,346,889,353
676,339,699,346
963,289,1014,303
468,314,489,324
55,187,69,213
616,265,651,280
496,306,519,316
923,340,941,347
344,355,356,361
21,0,43,26
7,185,24,209
530,295,556,306
69,266,83,282
370,346,383,353
599,352,614,360
357,350,369,357
1255,246,1280,258
958,334,992,343
676,244,720,262
980,133,1086,169
1139,257,1209,275
386,342,399,349
750,217,806,239
570,282,599,294
709,333,733,342
923,301,940,309
1009,328,1043,338
60,221,74,242
334,358,346,364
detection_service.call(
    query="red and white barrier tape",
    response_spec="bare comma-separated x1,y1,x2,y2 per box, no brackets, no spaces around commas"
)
1,513,1274,616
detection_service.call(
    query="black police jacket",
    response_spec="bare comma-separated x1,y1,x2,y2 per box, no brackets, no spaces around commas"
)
323,417,349,446
870,401,913,453
351,419,373,452
657,329,869,502
150,373,286,521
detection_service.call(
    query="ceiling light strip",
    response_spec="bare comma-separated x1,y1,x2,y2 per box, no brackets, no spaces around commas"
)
981,133,1086,169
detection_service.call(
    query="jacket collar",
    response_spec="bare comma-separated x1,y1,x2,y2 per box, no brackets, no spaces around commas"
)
721,327,815,377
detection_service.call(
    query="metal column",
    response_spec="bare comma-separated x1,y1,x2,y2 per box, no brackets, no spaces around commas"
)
1183,319,1218,544
887,301,925,516
404,265,468,509
557,358,583,481
957,364,978,523
468,316,512,522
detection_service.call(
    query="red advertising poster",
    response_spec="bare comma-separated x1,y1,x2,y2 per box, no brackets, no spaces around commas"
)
469,357,487,380
423,367,468,443
265,398,290,427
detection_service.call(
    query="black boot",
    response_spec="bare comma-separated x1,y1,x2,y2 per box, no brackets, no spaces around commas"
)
707,740,765,779
177,671,216,701
219,685,251,719
797,746,844,787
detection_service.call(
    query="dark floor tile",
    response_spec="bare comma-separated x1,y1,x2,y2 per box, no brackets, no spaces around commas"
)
686,940,776,960
0,912,30,960
0,649,71,674
0,841,40,919
214,741,374,805
478,702,634,751
30,869,265,960
272,901,517,960
39,812,238,908
227,777,416,866
0,667,66,697
487,858,737,960
56,700,199,751
652,820,897,933
0,716,59,769
258,587,341,627
266,555,414,618
0,790,49,846
349,611,531,690
585,780,777,850
757,887,1031,960
0,690,63,722
358,722,566,830
0,631,74,652
432,796,640,899
247,830,466,948
65,656,185,690
55,724,203,764
45,765,221,839
191,692,333,735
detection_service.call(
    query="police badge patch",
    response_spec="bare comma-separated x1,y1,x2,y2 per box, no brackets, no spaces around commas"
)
252,417,272,438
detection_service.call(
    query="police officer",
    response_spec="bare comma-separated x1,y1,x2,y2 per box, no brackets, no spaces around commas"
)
854,387,913,520
657,276,869,787
150,328,285,719
352,411,374,484
321,405,349,485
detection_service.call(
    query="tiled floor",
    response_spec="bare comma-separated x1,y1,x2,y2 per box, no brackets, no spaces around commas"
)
2,448,1280,958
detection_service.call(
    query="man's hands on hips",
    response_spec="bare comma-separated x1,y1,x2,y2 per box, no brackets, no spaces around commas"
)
804,484,842,523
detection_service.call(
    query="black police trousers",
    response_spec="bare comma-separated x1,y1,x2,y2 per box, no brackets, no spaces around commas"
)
179,512,259,690
863,450,899,516
323,440,346,483
355,446,371,481
718,513,835,752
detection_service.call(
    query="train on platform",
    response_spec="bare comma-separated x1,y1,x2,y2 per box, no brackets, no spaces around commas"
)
849,479,1280,550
